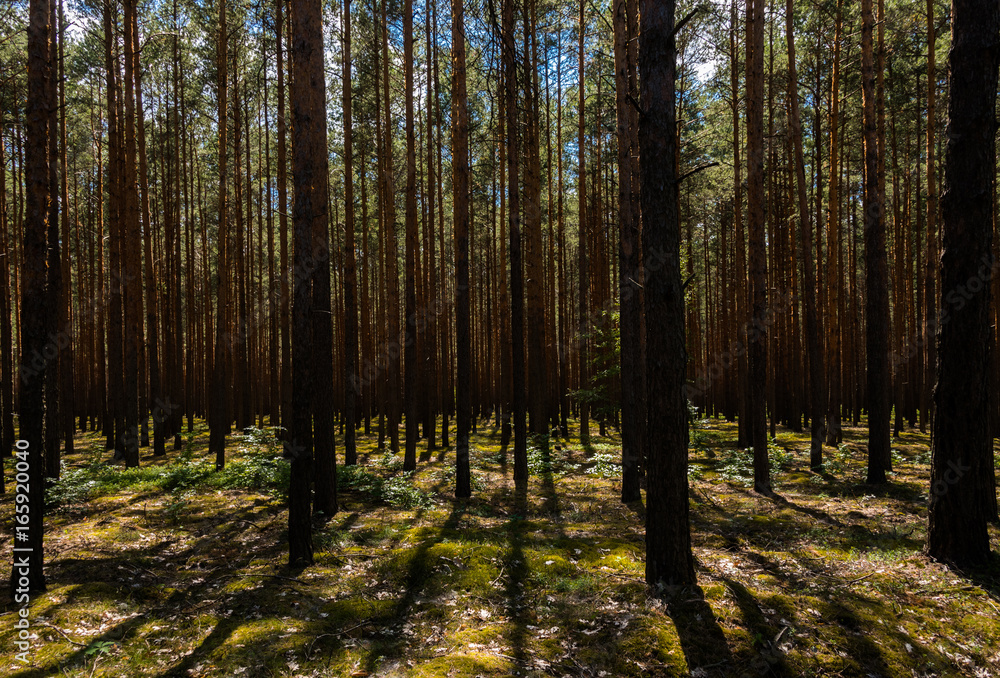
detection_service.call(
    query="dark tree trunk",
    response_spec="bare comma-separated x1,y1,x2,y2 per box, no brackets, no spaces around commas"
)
453,0,472,499
343,0,359,467
122,0,142,469
11,0,52,596
0,123,13,462
925,0,999,568
640,0,696,588
862,0,891,484
288,0,330,566
403,0,420,471
210,0,230,469
276,0,292,442
142,0,163,457
311,27,337,519
576,0,590,444
103,0,125,460
57,0,75,459
381,0,401,456
785,0,825,470
614,0,643,503
44,0,60,478
523,0,547,437
505,0,528,485
746,0,770,494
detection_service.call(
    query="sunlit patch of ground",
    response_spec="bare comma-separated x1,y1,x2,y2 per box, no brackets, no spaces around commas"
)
1,415,998,677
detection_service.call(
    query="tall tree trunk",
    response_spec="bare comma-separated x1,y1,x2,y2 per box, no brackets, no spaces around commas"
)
43,0,61,478
403,0,420,471
210,0,230,469
0,124,14,462
924,0,938,437
105,5,123,456
576,0,590,444
556,27,569,439
826,0,843,447
862,0,891,483
381,0,401,455
288,0,331,566
641,0,695,588
614,0,643,502
523,0,547,436
11,0,52,596
57,0,74,458
730,0,748,449
785,0,824,469
343,0,359,466
277,0,292,442
453,0,472,498
505,0,528,484
925,0,999,567
121,0,142,469
310,34,337,522
746,0,769,493
143,0,164,456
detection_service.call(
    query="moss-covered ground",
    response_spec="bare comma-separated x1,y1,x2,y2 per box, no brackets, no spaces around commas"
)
1,417,999,677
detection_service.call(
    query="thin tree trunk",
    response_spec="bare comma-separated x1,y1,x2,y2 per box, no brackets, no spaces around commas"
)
826,0,843,447
381,0,401,455
523,0,547,436
43,0,61,477
785,0,826,464
505,0,527,484
57,0,74,458
343,0,359,466
924,0,938,437
862,0,891,483
453,0,472,498
403,0,420,471
210,0,230,468
576,0,590,444
746,0,769,494
614,0,643,502
143,1,164,456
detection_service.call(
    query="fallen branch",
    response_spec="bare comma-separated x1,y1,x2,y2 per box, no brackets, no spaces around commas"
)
848,572,877,584
37,622,89,648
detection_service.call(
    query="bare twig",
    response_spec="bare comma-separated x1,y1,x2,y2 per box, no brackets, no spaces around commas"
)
38,622,88,648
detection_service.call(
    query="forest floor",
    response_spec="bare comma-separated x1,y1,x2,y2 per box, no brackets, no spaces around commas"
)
1,416,1000,678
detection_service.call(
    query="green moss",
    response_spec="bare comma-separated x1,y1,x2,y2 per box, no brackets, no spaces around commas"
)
409,652,509,677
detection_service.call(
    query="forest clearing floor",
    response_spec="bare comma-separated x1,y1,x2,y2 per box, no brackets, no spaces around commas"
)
2,417,1000,677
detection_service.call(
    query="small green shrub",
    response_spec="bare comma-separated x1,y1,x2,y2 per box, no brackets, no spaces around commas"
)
589,452,620,479
717,449,754,487
213,452,290,499
338,464,432,508
375,451,404,471
164,489,193,524
46,463,100,507
687,463,706,481
161,461,215,492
